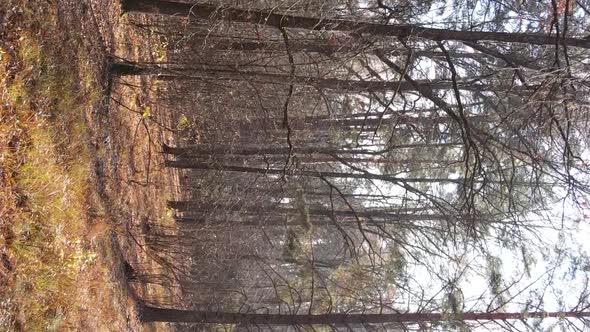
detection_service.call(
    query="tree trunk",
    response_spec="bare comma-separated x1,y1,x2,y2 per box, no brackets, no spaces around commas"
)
164,161,462,184
188,154,461,166
121,0,590,49
174,214,454,226
168,201,453,221
185,38,495,61
239,114,487,131
111,61,532,93
138,305,590,324
162,143,459,157
165,161,551,186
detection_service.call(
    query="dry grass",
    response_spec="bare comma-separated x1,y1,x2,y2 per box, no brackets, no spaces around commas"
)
0,0,127,330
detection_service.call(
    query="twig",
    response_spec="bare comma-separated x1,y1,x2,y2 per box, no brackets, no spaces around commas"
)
279,24,296,179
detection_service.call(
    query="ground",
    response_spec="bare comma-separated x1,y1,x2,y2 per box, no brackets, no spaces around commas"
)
1,0,178,330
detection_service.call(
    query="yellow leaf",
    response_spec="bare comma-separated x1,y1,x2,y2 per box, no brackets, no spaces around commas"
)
177,114,190,129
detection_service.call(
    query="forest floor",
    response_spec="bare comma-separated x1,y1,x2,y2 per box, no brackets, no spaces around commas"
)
1,0,177,330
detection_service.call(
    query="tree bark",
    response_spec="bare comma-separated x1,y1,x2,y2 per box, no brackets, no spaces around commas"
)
239,114,488,131
164,161,463,184
186,38,495,61
121,0,590,49
112,61,532,93
162,143,459,157
138,305,590,324
164,161,551,186
192,154,461,166
168,201,452,221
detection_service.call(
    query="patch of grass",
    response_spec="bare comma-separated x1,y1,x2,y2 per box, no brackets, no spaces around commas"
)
0,0,103,330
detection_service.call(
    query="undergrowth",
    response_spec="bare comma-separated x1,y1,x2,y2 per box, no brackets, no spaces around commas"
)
1,0,102,330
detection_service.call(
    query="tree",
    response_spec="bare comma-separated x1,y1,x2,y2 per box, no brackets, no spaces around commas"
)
138,304,590,325
120,0,590,48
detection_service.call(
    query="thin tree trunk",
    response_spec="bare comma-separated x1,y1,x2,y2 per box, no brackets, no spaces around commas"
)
187,154,461,166
111,61,532,93
174,215,454,226
138,305,590,324
239,114,487,131
121,0,590,49
165,161,553,186
168,201,452,221
162,143,460,157
185,38,495,61
164,161,462,184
